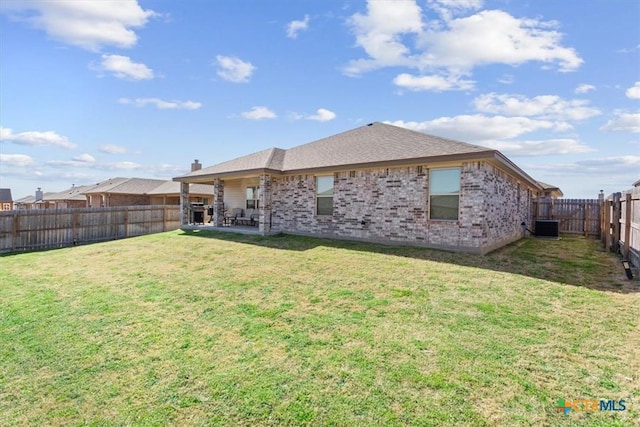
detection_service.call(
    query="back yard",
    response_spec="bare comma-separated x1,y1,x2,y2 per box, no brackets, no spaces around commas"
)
1,231,638,426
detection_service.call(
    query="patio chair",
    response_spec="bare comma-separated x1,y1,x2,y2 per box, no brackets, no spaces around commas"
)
237,208,259,226
224,208,243,226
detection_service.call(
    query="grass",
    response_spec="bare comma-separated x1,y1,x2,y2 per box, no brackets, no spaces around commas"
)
1,231,638,426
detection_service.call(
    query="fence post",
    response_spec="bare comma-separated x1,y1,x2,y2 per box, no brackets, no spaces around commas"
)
623,192,632,259
124,208,129,238
604,200,612,251
583,202,589,237
611,192,622,253
12,212,18,252
72,211,79,244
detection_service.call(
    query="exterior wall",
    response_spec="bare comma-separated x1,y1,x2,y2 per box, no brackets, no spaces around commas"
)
270,162,534,254
150,196,202,205
51,200,87,209
222,178,260,211
106,194,150,206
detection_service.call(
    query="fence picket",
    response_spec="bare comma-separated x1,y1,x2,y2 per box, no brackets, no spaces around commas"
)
532,198,601,236
0,205,181,253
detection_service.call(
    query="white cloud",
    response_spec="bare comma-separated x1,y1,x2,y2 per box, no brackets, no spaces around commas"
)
287,14,310,39
427,0,483,21
306,108,336,122
118,97,201,110
473,93,601,120
479,138,595,156
625,82,640,99
98,54,153,80
393,73,475,91
344,0,423,75
388,115,571,142
389,117,593,156
575,84,595,94
576,156,640,170
99,144,127,154
600,112,640,133
617,44,640,54
240,106,277,120
0,153,35,167
421,10,582,72
344,2,582,85
0,0,156,51
105,161,141,170
531,156,640,175
150,163,187,177
498,74,514,84
72,153,96,163
0,127,77,149
216,55,256,83
46,153,96,167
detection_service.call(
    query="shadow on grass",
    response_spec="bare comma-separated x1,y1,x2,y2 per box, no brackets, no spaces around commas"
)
179,229,639,294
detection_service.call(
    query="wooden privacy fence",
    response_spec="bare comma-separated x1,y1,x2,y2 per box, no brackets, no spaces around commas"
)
601,187,640,268
532,198,600,236
0,205,181,253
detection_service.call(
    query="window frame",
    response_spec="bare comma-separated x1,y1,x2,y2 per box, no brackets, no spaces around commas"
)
429,167,461,221
315,175,334,216
246,186,260,209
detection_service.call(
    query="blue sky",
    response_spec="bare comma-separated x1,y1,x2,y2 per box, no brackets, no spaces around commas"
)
1,0,638,199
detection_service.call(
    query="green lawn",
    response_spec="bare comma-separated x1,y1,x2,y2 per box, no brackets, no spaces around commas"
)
1,231,638,426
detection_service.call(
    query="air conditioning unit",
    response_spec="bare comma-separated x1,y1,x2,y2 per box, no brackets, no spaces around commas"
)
535,220,559,237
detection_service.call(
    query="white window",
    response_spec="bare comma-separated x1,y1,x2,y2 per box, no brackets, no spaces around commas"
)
429,168,460,220
316,176,334,216
246,187,259,209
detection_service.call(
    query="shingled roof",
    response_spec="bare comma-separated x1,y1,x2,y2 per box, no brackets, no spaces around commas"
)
148,181,215,195
175,122,540,188
83,178,166,195
0,188,12,202
44,185,92,202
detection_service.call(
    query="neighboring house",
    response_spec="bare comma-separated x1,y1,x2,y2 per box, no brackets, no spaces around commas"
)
148,181,215,206
0,188,13,211
13,195,35,210
13,188,50,210
537,181,564,198
12,178,214,210
174,122,554,254
83,178,166,207
43,185,91,209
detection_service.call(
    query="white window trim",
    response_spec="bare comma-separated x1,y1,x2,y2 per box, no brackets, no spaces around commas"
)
315,175,334,216
428,167,461,221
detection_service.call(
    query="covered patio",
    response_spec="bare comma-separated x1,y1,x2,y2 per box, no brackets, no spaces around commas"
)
175,167,274,236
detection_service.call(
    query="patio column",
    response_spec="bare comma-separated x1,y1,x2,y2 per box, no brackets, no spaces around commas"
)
180,182,190,225
213,179,224,227
259,174,272,234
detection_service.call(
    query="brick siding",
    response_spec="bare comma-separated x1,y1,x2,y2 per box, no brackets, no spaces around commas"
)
270,161,533,254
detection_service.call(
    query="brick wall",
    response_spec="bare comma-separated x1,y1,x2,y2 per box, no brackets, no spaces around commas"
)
270,161,533,254
107,194,150,206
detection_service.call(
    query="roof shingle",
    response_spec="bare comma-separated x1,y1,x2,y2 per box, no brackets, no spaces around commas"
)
177,122,492,179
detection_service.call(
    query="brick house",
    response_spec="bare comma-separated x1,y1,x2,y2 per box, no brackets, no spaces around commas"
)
174,122,551,254
0,188,13,211
43,185,90,209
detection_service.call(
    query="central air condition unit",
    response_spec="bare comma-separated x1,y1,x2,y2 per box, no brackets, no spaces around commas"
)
535,220,559,237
